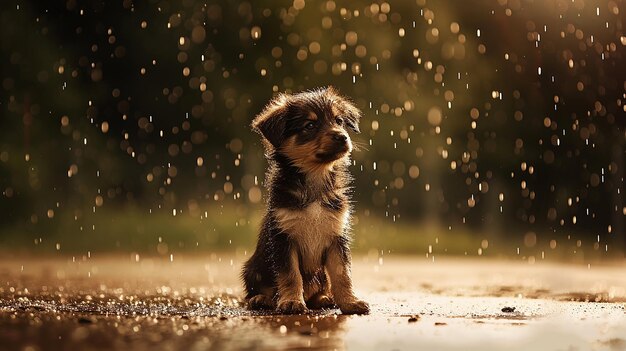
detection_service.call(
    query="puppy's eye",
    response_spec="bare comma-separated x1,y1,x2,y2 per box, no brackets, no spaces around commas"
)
335,117,344,125
304,121,316,130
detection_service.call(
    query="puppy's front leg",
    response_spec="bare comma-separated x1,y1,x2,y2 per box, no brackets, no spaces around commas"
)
276,244,308,314
326,238,370,315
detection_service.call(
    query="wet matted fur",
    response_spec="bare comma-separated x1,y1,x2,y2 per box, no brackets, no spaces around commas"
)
241,87,369,315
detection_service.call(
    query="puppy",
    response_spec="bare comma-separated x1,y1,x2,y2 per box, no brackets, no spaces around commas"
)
241,87,369,315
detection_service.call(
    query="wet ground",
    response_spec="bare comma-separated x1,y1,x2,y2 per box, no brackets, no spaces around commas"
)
1,254,626,351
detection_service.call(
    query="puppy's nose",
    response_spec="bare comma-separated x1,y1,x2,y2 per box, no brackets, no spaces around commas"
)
332,133,347,143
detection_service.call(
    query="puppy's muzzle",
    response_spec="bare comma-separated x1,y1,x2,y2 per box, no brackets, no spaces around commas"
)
316,131,351,162
331,132,348,144
328,131,350,153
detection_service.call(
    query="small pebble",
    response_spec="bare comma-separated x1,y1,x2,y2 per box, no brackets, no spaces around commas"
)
78,317,94,324
501,307,516,313
408,315,420,323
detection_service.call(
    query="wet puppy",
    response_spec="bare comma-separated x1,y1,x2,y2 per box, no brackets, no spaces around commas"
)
242,87,369,315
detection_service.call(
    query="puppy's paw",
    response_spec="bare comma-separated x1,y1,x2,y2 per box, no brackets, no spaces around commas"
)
307,294,335,310
338,299,370,315
277,299,308,314
248,294,275,310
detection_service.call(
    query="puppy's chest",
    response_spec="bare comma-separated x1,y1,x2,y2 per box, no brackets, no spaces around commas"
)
275,201,349,268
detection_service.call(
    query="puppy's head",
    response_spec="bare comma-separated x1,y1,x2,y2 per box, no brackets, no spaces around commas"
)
252,87,361,172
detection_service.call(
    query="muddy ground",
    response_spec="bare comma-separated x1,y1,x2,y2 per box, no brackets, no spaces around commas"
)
1,254,625,351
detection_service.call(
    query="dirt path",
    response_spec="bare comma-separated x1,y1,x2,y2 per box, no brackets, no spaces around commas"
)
1,254,625,350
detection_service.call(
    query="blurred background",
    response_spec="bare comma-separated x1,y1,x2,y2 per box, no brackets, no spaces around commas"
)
0,0,624,262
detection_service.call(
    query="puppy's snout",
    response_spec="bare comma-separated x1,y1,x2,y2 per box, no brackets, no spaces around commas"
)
331,132,348,143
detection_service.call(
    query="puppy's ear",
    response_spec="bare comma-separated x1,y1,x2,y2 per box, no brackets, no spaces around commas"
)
251,94,290,148
342,101,362,134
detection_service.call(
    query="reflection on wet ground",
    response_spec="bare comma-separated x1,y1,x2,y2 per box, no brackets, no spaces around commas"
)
1,309,348,350
1,255,625,350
